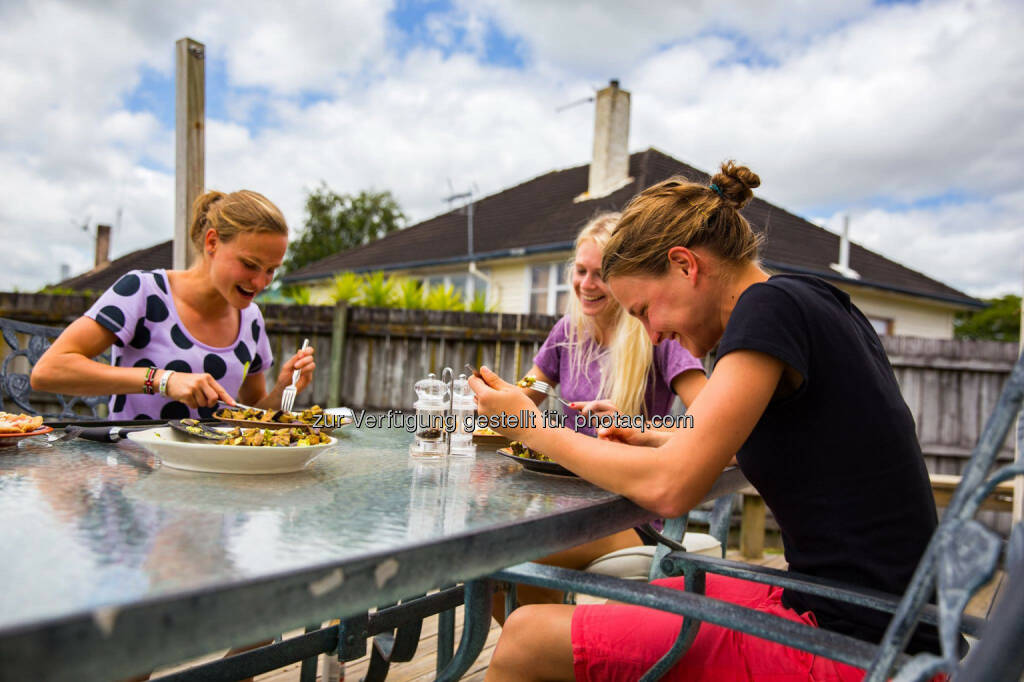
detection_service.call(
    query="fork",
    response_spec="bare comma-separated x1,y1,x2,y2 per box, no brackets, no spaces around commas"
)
526,379,573,408
280,338,309,413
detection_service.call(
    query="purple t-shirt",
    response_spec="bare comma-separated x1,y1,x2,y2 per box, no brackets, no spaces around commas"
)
84,269,273,420
534,316,704,434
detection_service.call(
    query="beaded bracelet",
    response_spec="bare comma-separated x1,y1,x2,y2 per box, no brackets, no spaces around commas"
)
158,369,176,397
143,366,158,395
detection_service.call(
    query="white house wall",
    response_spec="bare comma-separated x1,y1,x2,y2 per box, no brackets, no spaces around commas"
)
839,286,957,339
488,260,533,313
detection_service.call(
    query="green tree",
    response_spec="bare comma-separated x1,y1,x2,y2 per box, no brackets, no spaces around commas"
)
954,294,1021,342
282,184,405,275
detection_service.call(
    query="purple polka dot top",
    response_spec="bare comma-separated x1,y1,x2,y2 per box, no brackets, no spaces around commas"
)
84,269,274,420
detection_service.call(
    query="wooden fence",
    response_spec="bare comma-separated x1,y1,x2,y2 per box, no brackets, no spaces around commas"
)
1,292,1018,533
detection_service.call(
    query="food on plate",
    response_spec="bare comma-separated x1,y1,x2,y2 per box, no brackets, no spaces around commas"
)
474,426,502,437
0,412,45,434
214,427,331,447
509,440,552,462
516,375,537,389
214,404,326,425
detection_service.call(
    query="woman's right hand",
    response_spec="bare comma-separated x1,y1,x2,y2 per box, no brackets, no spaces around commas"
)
165,371,235,409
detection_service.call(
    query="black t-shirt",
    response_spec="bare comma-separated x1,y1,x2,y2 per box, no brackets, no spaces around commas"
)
717,274,939,652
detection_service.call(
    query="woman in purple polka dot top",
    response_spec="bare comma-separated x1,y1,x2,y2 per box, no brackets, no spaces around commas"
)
32,190,316,420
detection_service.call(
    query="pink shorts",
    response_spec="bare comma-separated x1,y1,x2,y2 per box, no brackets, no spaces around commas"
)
571,574,870,682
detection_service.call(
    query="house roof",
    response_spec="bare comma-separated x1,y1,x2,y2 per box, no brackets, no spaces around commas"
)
55,240,172,292
284,148,981,309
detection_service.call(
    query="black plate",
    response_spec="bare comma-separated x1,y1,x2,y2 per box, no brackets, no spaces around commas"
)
497,447,575,476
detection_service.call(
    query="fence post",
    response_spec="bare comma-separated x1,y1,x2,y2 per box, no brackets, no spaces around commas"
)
740,492,766,559
328,301,348,407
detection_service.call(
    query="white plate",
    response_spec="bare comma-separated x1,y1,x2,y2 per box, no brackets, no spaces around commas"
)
127,427,338,474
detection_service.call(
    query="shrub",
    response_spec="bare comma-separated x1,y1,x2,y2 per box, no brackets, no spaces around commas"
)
469,290,489,313
360,272,397,307
285,285,313,305
424,283,464,311
330,272,362,304
395,278,425,309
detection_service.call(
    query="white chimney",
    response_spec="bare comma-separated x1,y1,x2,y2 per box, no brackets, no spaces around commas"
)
579,79,632,201
829,214,860,280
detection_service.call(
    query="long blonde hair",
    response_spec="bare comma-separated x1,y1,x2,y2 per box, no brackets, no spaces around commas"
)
561,213,657,418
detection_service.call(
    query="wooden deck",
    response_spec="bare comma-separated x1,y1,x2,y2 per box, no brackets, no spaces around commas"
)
152,550,1003,682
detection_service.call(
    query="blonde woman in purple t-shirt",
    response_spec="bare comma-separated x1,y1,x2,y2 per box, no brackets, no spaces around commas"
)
32,189,316,419
495,212,707,619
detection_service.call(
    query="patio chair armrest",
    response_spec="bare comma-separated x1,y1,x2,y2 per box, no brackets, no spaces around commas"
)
491,562,895,671
660,552,985,638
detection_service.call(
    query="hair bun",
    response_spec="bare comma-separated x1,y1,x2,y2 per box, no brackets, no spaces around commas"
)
710,161,760,210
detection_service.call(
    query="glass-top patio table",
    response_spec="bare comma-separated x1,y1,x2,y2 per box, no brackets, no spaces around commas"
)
0,423,748,681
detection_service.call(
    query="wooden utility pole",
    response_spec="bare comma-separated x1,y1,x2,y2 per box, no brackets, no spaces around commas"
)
174,37,205,270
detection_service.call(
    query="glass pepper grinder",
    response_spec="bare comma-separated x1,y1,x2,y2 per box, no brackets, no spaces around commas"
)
448,373,477,457
410,372,447,458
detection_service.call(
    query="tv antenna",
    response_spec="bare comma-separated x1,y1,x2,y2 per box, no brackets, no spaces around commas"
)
71,215,91,233
555,95,595,113
442,181,477,259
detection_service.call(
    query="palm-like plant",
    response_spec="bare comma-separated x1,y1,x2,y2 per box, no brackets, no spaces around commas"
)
468,290,489,313
395,277,425,309
424,283,463,311
330,272,362,304
361,271,397,308
287,285,313,305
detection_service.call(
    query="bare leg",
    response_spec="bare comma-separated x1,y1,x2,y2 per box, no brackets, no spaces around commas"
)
485,604,575,682
492,528,641,624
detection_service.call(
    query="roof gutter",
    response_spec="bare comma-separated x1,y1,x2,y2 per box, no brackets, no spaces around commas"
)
283,241,576,283
763,260,984,309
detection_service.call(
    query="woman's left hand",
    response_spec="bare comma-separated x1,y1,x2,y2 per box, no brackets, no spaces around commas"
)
468,366,539,441
275,345,316,394
569,399,620,419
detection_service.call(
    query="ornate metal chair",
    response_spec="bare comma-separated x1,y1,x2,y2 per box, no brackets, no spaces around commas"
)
0,317,108,419
465,349,1024,682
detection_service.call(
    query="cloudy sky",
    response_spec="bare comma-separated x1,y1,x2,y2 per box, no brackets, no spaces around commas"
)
1,0,1021,297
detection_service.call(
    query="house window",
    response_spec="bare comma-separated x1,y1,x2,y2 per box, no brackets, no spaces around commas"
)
529,263,570,315
867,316,893,336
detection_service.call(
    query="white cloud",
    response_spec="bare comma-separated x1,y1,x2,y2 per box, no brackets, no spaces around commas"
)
0,0,1021,300
819,196,1024,298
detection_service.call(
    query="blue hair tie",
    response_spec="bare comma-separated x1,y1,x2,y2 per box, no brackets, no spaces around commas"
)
709,183,725,198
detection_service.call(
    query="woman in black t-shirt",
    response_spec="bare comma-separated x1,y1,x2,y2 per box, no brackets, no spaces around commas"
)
470,161,938,682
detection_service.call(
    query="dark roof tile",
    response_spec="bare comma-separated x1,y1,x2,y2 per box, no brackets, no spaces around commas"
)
56,241,172,292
